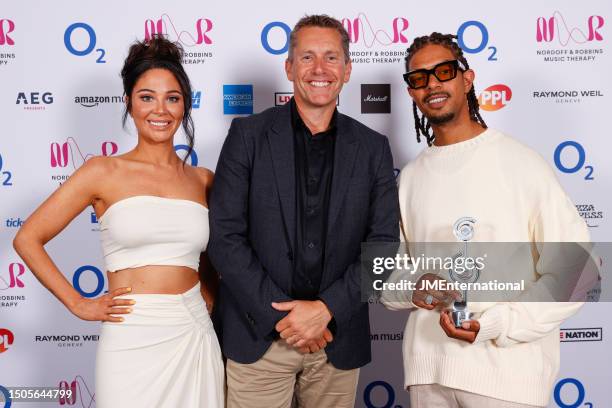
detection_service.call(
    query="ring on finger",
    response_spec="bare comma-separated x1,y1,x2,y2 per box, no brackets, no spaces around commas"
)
425,294,434,305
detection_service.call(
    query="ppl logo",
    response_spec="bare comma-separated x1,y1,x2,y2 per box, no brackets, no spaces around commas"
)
50,139,118,169
72,265,106,298
0,329,14,353
145,14,213,46
537,12,604,45
554,141,595,181
0,154,13,187
341,14,409,47
0,19,15,46
223,85,253,115
457,21,498,61
58,376,94,406
554,378,592,408
64,22,106,63
478,84,512,111
0,263,25,290
192,91,201,109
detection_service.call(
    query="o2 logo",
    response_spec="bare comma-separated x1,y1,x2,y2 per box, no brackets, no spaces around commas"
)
64,22,106,63
363,380,404,408
261,22,291,55
145,14,213,46
50,139,118,169
58,376,94,407
0,328,14,354
0,19,15,46
537,12,604,45
0,385,10,408
175,144,198,166
341,14,409,47
72,265,106,298
478,84,512,111
554,141,594,180
554,378,592,408
457,21,498,61
0,263,25,290
0,154,13,186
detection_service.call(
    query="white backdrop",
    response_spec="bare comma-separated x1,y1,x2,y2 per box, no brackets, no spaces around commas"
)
1,1,610,407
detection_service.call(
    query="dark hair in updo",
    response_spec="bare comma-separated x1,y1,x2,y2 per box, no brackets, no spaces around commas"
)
121,35,194,164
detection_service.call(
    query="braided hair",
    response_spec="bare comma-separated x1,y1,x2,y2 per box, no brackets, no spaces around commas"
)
405,32,487,146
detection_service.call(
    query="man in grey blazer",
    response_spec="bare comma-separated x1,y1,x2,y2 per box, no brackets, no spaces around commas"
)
209,14,399,408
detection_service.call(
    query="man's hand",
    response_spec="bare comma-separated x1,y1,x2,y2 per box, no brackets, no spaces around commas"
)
412,273,462,310
439,310,480,343
272,300,333,347
295,329,334,354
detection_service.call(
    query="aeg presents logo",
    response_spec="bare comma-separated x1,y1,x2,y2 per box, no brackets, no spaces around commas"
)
537,12,604,45
478,84,512,111
145,14,213,46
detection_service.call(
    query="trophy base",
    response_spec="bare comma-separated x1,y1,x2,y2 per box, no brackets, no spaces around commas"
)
451,310,474,328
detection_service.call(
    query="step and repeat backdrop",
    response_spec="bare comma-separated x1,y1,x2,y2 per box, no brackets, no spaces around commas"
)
1,1,610,407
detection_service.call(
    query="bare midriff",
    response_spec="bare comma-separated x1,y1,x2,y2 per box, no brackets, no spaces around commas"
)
107,265,199,294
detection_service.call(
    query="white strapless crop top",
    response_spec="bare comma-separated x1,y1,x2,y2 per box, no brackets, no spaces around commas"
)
99,195,209,272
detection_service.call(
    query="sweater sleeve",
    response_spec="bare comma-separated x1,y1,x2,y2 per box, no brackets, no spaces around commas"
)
475,164,599,346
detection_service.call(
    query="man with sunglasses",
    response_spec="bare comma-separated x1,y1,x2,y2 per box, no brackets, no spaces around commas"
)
381,32,593,407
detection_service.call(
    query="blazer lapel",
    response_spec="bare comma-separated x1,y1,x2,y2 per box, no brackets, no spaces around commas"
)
327,114,359,236
267,104,296,254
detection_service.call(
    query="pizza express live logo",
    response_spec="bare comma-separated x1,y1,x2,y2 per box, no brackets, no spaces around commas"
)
536,11,604,63
576,203,604,228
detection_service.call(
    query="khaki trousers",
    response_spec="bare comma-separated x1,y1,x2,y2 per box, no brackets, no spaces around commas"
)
410,384,542,408
226,340,359,408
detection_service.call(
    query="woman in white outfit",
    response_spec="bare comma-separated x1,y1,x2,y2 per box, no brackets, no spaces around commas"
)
13,36,224,407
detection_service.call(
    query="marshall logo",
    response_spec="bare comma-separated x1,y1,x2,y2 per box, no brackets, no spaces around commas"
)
361,84,391,114
560,328,602,342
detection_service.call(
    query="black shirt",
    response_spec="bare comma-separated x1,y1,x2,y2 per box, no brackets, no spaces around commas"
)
290,98,337,300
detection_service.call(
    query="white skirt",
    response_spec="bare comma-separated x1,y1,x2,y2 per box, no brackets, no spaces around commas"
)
96,283,224,408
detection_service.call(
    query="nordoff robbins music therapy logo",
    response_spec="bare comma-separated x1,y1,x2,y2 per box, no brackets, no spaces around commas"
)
144,14,213,64
0,19,16,67
535,11,604,63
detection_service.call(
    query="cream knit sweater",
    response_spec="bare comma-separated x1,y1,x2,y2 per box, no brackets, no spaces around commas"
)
382,128,595,407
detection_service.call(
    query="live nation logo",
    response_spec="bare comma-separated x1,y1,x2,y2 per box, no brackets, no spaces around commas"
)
535,11,604,63
274,92,339,107
144,14,213,64
560,328,602,342
342,13,408,64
